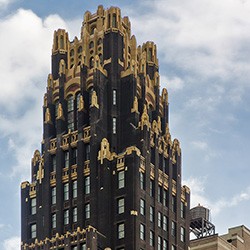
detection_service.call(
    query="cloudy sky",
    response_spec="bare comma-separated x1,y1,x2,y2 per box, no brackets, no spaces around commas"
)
1,0,250,249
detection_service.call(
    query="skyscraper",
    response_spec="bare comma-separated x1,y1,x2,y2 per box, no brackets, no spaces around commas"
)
21,6,190,250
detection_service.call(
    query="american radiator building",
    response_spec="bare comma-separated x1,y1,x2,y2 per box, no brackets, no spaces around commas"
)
21,5,190,250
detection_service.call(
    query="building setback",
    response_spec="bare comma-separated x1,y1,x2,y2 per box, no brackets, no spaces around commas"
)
190,225,250,250
21,5,190,250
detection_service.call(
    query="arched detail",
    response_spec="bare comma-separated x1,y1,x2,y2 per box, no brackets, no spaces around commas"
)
89,57,94,68
89,41,94,49
64,78,80,98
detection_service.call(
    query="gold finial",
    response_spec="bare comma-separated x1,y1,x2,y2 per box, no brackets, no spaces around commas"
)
157,116,162,133
91,90,99,109
139,104,150,130
57,103,64,120
98,138,111,164
131,96,139,113
79,95,84,111
36,158,44,184
45,108,52,124
44,94,48,107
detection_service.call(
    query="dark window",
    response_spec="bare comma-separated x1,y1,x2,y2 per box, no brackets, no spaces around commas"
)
64,210,69,225
140,199,145,216
140,172,145,190
158,212,162,228
64,183,69,201
158,185,163,203
112,14,117,28
52,155,56,172
163,215,168,231
118,223,125,239
52,213,56,228
67,95,74,131
150,206,154,222
73,180,77,198
163,189,167,207
150,179,154,197
73,207,77,223
172,195,176,213
30,223,36,238
118,171,125,189
72,148,77,165
150,230,154,246
118,197,125,214
181,201,185,218
85,203,90,219
65,151,69,168
31,198,36,215
85,176,90,194
140,224,145,240
171,221,176,237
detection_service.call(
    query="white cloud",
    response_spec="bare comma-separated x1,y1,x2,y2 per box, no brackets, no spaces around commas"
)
0,0,13,8
161,75,184,91
191,141,208,150
3,236,20,250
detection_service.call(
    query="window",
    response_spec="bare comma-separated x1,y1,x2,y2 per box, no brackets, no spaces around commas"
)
140,172,145,190
140,199,145,216
67,95,74,131
158,185,163,203
64,183,69,201
85,144,90,160
82,244,86,250
85,176,90,194
73,207,77,223
172,195,176,213
65,151,69,168
163,239,168,250
52,187,56,205
171,245,176,250
118,223,125,239
73,180,77,198
118,171,125,189
150,230,154,246
112,14,117,28
89,57,94,68
181,227,185,242
89,41,94,49
30,223,36,238
148,48,153,61
163,157,168,174
76,93,81,110
163,189,167,207
140,224,145,240
181,201,185,218
150,179,154,197
171,221,176,237
52,213,56,228
85,203,90,219
158,212,162,228
158,236,162,250
163,215,168,231
113,90,117,105
113,117,116,134
64,210,69,225
150,206,154,222
72,148,77,165
118,198,125,214
31,198,36,215
72,246,77,250
52,155,56,172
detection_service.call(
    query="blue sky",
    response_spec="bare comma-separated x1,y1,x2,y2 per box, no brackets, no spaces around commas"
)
1,0,250,248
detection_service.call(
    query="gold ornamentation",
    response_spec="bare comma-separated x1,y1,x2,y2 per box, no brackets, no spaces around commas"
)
57,103,64,120
98,138,112,164
91,90,99,109
139,104,150,130
45,108,52,124
131,96,139,113
79,95,84,111
36,157,44,184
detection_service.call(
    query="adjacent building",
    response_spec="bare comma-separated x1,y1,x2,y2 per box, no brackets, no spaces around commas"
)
190,225,250,250
21,5,190,250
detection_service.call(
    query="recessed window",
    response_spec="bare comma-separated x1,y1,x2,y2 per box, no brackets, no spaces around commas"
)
82,243,86,250
64,183,69,201
72,246,77,250
73,207,77,223
158,236,162,250
140,224,145,240
171,245,177,250
112,14,117,28
76,93,81,110
30,223,36,238
163,215,168,231
181,201,185,218
67,95,74,131
118,223,125,239
65,151,69,168
85,203,90,219
171,221,176,237
113,90,117,105
163,239,168,250
150,179,154,197
158,185,163,203
52,213,56,228
72,148,77,165
140,172,145,190
118,198,125,214
150,206,154,222
158,212,162,228
163,189,167,207
150,230,154,246
112,117,116,134
85,176,90,194
31,198,36,215
140,199,145,216
181,227,185,242
73,180,77,198
64,210,69,225
51,187,56,205
52,155,56,172
118,171,125,189
85,144,90,160
172,195,176,213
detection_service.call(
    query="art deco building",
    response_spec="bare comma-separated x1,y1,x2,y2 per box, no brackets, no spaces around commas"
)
21,5,190,250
